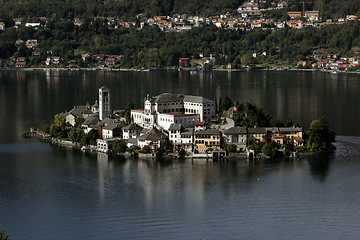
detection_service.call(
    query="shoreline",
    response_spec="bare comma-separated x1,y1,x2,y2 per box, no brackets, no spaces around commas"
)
1,67,359,74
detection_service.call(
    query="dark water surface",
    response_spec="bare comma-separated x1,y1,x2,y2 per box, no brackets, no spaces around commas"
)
1,70,360,239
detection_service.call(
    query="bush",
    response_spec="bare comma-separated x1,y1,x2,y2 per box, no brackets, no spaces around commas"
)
261,141,278,158
0,228,11,240
227,144,237,153
113,140,127,154
141,145,151,154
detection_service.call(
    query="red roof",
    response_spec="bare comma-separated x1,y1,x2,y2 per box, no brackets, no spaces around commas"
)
294,137,304,142
195,122,205,126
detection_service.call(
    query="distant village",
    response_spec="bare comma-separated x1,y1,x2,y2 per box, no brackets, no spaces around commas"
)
2,0,360,72
60,86,304,158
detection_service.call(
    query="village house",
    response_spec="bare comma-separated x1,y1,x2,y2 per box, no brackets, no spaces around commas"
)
66,104,94,126
13,18,23,27
15,57,26,68
122,124,143,139
0,22,5,30
179,58,190,68
346,15,358,21
247,127,270,142
223,127,247,151
194,128,222,152
25,22,41,28
168,124,194,152
288,12,302,19
304,11,320,21
45,57,61,65
137,128,169,149
26,39,38,49
237,1,260,15
81,115,100,133
97,138,115,153
102,122,124,139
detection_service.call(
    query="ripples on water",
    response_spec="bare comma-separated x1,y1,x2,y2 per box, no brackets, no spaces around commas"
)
1,137,360,240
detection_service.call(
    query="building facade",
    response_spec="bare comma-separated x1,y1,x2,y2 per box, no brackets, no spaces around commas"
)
131,93,216,130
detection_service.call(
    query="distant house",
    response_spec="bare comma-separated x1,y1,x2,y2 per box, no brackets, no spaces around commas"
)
154,16,167,21
26,39,38,49
13,18,23,27
294,137,304,146
105,56,115,66
38,17,47,22
74,18,83,26
25,22,41,28
304,11,320,21
346,15,358,21
0,22,5,30
179,58,190,68
237,2,260,15
45,57,61,65
15,57,26,68
288,12,302,19
297,61,308,67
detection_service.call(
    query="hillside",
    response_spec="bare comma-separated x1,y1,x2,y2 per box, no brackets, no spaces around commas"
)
0,0,359,20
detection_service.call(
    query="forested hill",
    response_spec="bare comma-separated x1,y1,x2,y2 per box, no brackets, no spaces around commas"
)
0,0,359,19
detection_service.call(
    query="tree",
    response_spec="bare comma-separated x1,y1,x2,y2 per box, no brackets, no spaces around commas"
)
220,96,233,112
0,228,11,240
124,102,135,124
141,145,151,153
113,140,127,154
306,117,336,152
227,144,237,153
49,112,68,138
261,141,278,158
240,54,252,66
87,129,99,145
68,127,84,143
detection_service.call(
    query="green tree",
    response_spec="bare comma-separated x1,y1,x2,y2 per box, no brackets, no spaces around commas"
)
49,112,68,138
0,227,11,240
306,117,336,152
68,127,84,143
220,96,233,112
141,145,151,153
113,140,127,154
261,141,278,158
125,102,135,124
87,129,99,145
227,143,237,153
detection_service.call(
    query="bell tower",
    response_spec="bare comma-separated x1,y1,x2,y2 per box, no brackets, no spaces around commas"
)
99,86,110,120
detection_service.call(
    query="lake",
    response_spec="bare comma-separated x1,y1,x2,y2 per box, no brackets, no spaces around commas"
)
0,70,360,240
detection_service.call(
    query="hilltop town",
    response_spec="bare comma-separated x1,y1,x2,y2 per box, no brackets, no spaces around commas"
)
0,0,359,71
36,86,335,159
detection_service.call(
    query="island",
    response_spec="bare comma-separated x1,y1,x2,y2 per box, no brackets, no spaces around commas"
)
33,86,335,159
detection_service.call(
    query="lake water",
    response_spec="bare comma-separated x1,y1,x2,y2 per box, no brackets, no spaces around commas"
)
1,70,360,239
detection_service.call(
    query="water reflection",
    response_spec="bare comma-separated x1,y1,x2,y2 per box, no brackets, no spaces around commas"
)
307,155,332,182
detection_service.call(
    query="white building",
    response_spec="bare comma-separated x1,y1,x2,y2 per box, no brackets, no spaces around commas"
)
131,93,215,130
